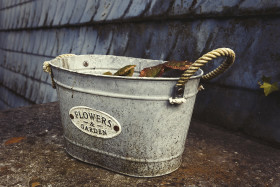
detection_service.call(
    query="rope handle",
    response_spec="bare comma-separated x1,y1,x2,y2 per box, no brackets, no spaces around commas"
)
171,48,235,103
177,48,235,86
43,54,76,89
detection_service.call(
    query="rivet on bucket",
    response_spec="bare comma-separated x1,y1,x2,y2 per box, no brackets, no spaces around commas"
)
83,61,89,67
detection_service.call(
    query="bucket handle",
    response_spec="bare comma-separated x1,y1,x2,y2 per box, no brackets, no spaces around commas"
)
43,54,76,88
171,48,235,104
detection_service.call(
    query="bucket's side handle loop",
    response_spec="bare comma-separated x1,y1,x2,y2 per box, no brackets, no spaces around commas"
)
43,54,76,89
43,61,56,89
171,48,235,104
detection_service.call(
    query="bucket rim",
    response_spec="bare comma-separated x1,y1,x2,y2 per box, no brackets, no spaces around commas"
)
49,56,204,81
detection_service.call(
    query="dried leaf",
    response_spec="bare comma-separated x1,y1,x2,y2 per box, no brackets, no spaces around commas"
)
164,60,192,70
29,177,42,187
4,137,25,145
259,75,279,96
31,182,41,187
260,82,279,96
140,60,193,77
114,65,136,76
140,64,165,77
103,71,113,75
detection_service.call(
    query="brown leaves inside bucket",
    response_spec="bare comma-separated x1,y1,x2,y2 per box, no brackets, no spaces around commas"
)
140,60,193,77
103,65,136,76
103,60,193,77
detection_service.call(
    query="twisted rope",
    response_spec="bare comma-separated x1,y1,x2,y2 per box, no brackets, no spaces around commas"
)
43,54,75,89
56,54,76,59
176,48,235,87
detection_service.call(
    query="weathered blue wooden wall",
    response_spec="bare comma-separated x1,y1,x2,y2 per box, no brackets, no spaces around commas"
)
0,0,279,144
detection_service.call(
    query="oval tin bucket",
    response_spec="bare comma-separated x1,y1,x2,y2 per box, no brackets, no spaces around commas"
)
44,48,235,177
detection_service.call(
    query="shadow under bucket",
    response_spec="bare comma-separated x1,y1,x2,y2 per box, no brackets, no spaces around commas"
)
43,48,235,177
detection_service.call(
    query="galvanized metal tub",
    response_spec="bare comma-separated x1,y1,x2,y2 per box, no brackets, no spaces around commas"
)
44,48,235,177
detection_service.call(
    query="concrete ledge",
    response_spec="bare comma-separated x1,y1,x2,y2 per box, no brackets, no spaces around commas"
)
0,102,279,186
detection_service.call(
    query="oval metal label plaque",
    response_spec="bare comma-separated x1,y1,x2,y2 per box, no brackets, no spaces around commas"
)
69,106,121,138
